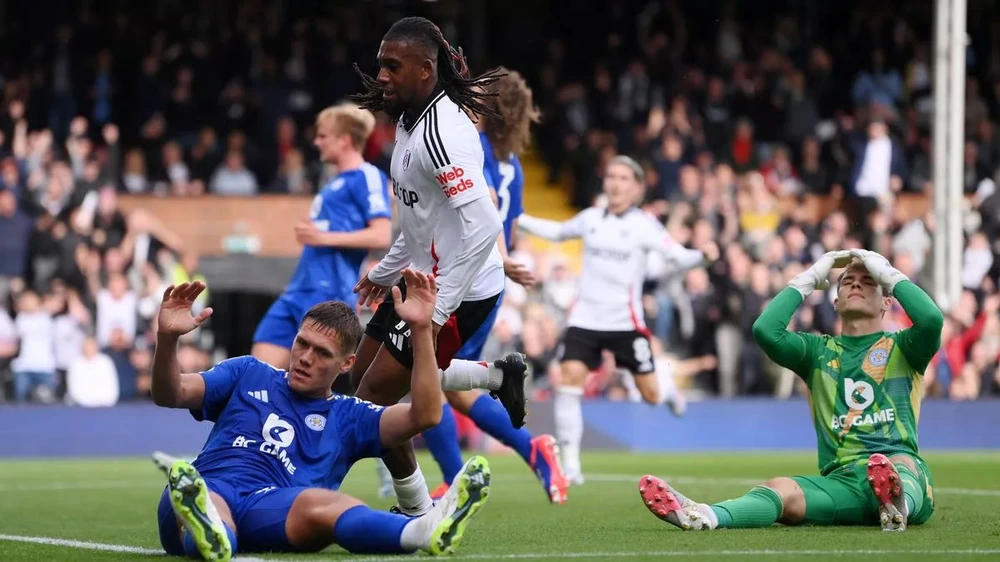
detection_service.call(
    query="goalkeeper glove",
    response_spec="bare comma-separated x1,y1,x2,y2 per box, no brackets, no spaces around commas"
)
849,249,909,295
788,250,853,298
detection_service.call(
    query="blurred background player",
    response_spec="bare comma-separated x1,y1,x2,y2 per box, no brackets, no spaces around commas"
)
640,249,941,532
420,68,569,504
518,155,708,484
152,272,491,559
251,103,392,369
349,16,529,517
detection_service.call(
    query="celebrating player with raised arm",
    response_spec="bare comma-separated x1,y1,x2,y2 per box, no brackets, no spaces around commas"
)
252,103,392,369
517,155,708,484
347,16,529,517
151,272,490,560
421,68,570,505
639,250,943,532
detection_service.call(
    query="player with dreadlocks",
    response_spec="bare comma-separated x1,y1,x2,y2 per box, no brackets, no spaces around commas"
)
345,17,530,517
420,68,570,505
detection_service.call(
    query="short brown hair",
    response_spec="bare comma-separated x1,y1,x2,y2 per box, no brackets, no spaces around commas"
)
302,301,363,356
316,103,377,151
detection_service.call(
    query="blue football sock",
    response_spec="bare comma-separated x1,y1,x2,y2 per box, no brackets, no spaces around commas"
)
422,403,464,484
182,524,238,557
333,505,411,554
469,393,532,462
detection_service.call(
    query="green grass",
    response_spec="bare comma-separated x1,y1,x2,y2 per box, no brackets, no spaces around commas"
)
1,451,999,561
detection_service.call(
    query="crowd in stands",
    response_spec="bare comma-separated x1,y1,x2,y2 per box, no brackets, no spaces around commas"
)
1,1,998,406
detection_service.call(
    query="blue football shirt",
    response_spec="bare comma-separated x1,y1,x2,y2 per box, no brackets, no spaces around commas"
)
284,163,391,302
478,132,499,192
189,356,385,491
478,133,523,250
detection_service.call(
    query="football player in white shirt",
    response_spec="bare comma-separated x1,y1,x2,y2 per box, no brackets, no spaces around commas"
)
347,16,530,516
518,155,708,484
421,69,569,506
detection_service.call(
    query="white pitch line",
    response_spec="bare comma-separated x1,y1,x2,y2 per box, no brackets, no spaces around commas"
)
0,533,268,560
333,549,1000,561
2,534,997,561
0,534,161,555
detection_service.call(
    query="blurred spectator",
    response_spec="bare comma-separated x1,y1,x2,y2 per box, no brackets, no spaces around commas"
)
210,150,257,196
12,291,57,403
0,0,998,407
0,306,17,398
0,188,33,287
65,336,119,407
96,273,137,349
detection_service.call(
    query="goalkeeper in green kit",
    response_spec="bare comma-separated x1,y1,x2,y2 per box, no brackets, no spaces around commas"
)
638,249,943,532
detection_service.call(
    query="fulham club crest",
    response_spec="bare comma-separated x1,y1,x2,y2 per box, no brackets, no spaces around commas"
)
402,150,411,170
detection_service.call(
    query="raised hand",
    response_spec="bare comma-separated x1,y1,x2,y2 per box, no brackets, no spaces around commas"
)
849,249,908,293
157,282,213,336
788,250,852,297
830,251,855,270
391,269,437,330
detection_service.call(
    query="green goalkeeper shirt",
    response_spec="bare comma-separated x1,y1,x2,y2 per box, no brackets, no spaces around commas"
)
752,281,944,476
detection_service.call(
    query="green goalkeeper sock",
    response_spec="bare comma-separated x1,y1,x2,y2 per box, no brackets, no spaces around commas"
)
895,463,923,517
710,486,784,528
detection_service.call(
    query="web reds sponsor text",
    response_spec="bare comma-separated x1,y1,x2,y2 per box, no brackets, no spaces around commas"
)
435,166,475,198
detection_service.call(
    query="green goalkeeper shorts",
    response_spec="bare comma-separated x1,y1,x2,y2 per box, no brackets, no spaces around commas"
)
791,454,935,526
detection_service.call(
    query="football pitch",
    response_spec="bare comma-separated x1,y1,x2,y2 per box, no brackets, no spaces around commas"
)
1,451,998,561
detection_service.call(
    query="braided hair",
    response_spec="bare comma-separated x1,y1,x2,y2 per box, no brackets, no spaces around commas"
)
351,17,504,123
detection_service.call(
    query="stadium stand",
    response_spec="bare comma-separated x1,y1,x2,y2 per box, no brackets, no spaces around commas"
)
0,0,998,412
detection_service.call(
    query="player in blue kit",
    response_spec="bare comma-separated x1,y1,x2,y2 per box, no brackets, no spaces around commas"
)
421,69,570,505
151,270,490,560
252,103,392,370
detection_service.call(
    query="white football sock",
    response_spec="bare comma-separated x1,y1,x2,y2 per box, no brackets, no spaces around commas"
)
554,386,584,478
392,466,433,516
400,472,461,552
400,516,435,552
439,360,503,391
655,360,678,404
698,502,719,529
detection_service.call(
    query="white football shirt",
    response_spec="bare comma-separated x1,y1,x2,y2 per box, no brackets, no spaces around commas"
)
368,90,504,326
520,207,704,332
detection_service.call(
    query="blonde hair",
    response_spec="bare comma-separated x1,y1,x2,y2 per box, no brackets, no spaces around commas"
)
316,103,377,150
607,155,645,183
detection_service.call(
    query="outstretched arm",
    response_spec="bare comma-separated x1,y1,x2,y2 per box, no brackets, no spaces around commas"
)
151,282,213,409
355,231,411,308
367,231,411,286
518,211,588,242
378,269,445,447
295,217,393,250
641,219,707,272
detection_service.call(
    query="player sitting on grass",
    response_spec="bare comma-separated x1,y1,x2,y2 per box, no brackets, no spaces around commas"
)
639,249,942,532
151,271,490,560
